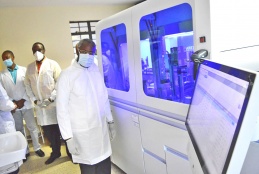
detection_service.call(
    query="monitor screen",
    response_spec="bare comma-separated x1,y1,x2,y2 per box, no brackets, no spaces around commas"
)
185,60,256,174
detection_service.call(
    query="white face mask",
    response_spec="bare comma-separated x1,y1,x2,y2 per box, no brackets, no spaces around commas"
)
34,51,44,61
78,54,95,68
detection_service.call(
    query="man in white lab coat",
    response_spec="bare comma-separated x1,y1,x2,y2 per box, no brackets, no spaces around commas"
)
56,39,116,174
24,42,62,165
1,50,45,160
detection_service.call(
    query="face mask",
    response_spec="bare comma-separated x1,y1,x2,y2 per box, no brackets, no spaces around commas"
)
3,59,13,67
78,54,95,68
34,51,44,61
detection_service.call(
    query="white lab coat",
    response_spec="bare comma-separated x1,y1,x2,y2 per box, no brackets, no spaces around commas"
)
56,60,113,165
24,58,61,126
0,83,16,134
0,66,33,110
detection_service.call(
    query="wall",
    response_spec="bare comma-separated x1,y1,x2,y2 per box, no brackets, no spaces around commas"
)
0,5,131,70
210,0,259,57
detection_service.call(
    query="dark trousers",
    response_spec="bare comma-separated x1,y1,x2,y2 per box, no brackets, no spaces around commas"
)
79,157,111,174
42,124,61,156
64,140,72,159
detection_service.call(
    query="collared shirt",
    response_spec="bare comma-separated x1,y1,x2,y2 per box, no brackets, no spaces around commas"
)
8,65,18,84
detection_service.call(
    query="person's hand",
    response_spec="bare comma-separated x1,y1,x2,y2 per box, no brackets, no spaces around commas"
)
34,100,40,106
16,99,26,109
34,100,43,107
41,99,51,107
66,138,79,155
108,122,116,141
11,102,17,114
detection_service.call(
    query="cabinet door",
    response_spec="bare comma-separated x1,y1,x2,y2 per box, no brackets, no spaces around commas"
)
165,146,192,174
143,152,167,174
110,105,144,174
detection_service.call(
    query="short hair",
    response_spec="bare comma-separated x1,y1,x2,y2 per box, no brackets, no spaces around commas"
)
2,50,14,57
32,42,45,50
77,39,96,49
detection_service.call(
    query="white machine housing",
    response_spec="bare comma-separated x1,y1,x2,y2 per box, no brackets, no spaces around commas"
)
96,0,259,173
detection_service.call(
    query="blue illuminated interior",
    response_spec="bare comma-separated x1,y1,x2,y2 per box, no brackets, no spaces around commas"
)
139,3,194,103
101,23,130,91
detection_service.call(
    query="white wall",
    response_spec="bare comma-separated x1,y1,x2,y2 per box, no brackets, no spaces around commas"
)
0,5,131,70
210,0,259,57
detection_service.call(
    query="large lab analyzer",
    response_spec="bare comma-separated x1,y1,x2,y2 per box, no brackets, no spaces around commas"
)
95,0,259,173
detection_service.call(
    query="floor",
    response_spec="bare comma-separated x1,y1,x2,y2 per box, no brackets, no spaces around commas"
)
19,138,126,174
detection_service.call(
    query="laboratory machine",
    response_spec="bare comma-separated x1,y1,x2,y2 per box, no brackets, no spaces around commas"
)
96,0,259,173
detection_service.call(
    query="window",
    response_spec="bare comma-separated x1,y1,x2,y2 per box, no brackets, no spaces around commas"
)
139,3,194,104
100,23,130,91
69,20,99,58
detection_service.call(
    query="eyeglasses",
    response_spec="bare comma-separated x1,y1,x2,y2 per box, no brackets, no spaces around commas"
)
78,49,95,55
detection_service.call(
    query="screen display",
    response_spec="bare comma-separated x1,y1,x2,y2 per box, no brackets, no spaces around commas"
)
186,60,255,174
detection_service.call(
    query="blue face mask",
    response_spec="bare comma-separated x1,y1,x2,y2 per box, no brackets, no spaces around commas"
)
78,54,95,68
3,59,13,67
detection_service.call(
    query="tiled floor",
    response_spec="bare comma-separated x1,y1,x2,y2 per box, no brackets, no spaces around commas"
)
19,139,126,174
